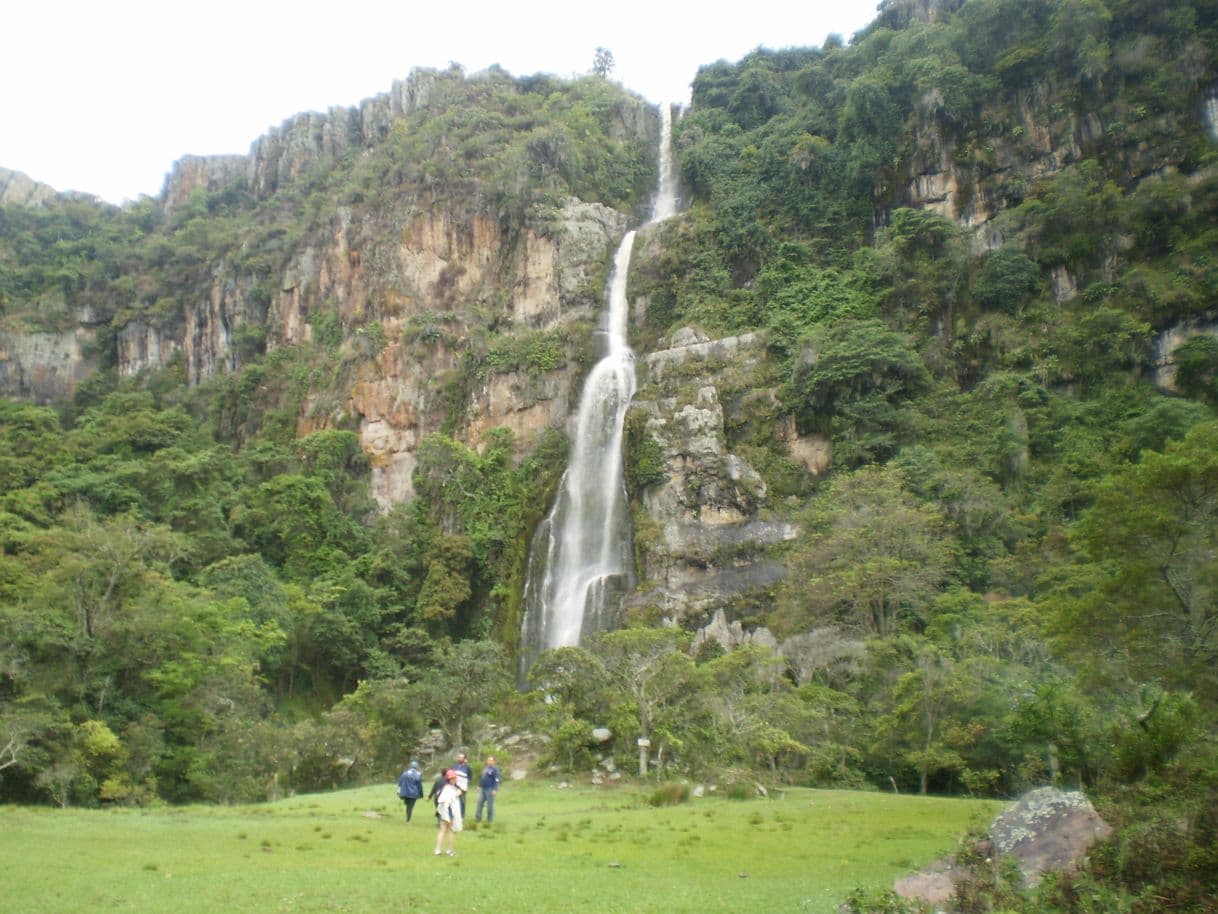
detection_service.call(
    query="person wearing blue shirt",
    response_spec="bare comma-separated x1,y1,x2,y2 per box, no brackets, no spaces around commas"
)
475,755,501,824
397,759,424,822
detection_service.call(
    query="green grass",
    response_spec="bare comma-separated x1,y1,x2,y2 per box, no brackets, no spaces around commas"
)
0,781,1001,914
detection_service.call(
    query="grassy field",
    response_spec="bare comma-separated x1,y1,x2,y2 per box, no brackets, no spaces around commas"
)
0,780,1002,914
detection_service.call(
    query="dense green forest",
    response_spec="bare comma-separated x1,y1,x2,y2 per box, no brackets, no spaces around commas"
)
4,1,1218,910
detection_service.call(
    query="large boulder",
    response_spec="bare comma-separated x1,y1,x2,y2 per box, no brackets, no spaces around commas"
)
894,787,1112,908
989,786,1112,886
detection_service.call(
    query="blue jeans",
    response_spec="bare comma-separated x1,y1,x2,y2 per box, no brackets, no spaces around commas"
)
476,789,495,822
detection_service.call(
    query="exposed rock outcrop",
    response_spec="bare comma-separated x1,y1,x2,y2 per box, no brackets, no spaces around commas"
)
693,608,779,654
328,198,626,507
626,327,799,626
162,70,445,214
77,177,628,507
1152,318,1218,392
902,93,1106,233
874,0,966,30
0,328,99,404
894,787,1112,908
0,166,59,208
2,64,647,512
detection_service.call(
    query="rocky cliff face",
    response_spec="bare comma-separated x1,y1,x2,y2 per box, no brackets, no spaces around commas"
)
874,0,965,31
3,67,646,509
624,320,803,630
336,199,627,507
899,76,1218,250
902,87,1107,238
161,67,658,214
0,326,99,404
115,193,626,508
0,167,60,208
162,70,445,213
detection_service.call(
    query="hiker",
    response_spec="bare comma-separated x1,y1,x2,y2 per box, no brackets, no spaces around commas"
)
475,755,501,823
397,759,423,823
433,768,465,856
452,752,473,815
428,769,447,823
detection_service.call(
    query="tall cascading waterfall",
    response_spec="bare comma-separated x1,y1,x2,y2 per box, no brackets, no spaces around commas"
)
520,106,679,671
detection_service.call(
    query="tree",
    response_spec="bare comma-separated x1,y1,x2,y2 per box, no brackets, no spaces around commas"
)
0,401,64,493
776,465,955,637
892,648,970,795
789,319,929,465
973,245,1042,314
415,534,474,634
702,645,809,774
592,47,615,79
1058,421,1218,697
779,627,866,689
589,628,698,773
868,641,985,794
295,429,374,516
0,699,72,795
233,474,365,580
527,645,609,721
197,554,303,695
1005,678,1099,789
305,567,390,693
27,504,190,642
1172,335,1218,406
410,640,512,751
1047,0,1112,86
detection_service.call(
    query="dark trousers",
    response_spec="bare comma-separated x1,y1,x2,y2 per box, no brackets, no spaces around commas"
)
402,797,417,821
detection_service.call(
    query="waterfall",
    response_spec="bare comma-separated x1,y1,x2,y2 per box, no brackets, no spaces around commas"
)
520,106,679,670
652,105,680,222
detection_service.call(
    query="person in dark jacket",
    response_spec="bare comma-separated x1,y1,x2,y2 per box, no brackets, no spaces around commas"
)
452,752,473,816
428,769,447,823
397,759,423,822
475,755,501,823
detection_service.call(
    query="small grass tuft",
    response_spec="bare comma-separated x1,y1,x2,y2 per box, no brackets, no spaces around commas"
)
647,782,691,807
725,781,756,801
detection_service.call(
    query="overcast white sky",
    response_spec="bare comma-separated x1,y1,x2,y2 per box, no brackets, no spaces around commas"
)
2,1,882,205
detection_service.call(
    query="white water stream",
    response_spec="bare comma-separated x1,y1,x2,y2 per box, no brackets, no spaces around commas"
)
520,107,679,666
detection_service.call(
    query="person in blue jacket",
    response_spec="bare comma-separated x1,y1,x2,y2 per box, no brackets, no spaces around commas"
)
475,755,501,824
397,759,424,822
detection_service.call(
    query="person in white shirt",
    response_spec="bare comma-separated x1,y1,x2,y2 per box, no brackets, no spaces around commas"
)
433,768,466,856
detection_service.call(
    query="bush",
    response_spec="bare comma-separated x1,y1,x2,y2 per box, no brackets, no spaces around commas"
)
647,782,691,807
724,780,758,801
841,887,926,914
